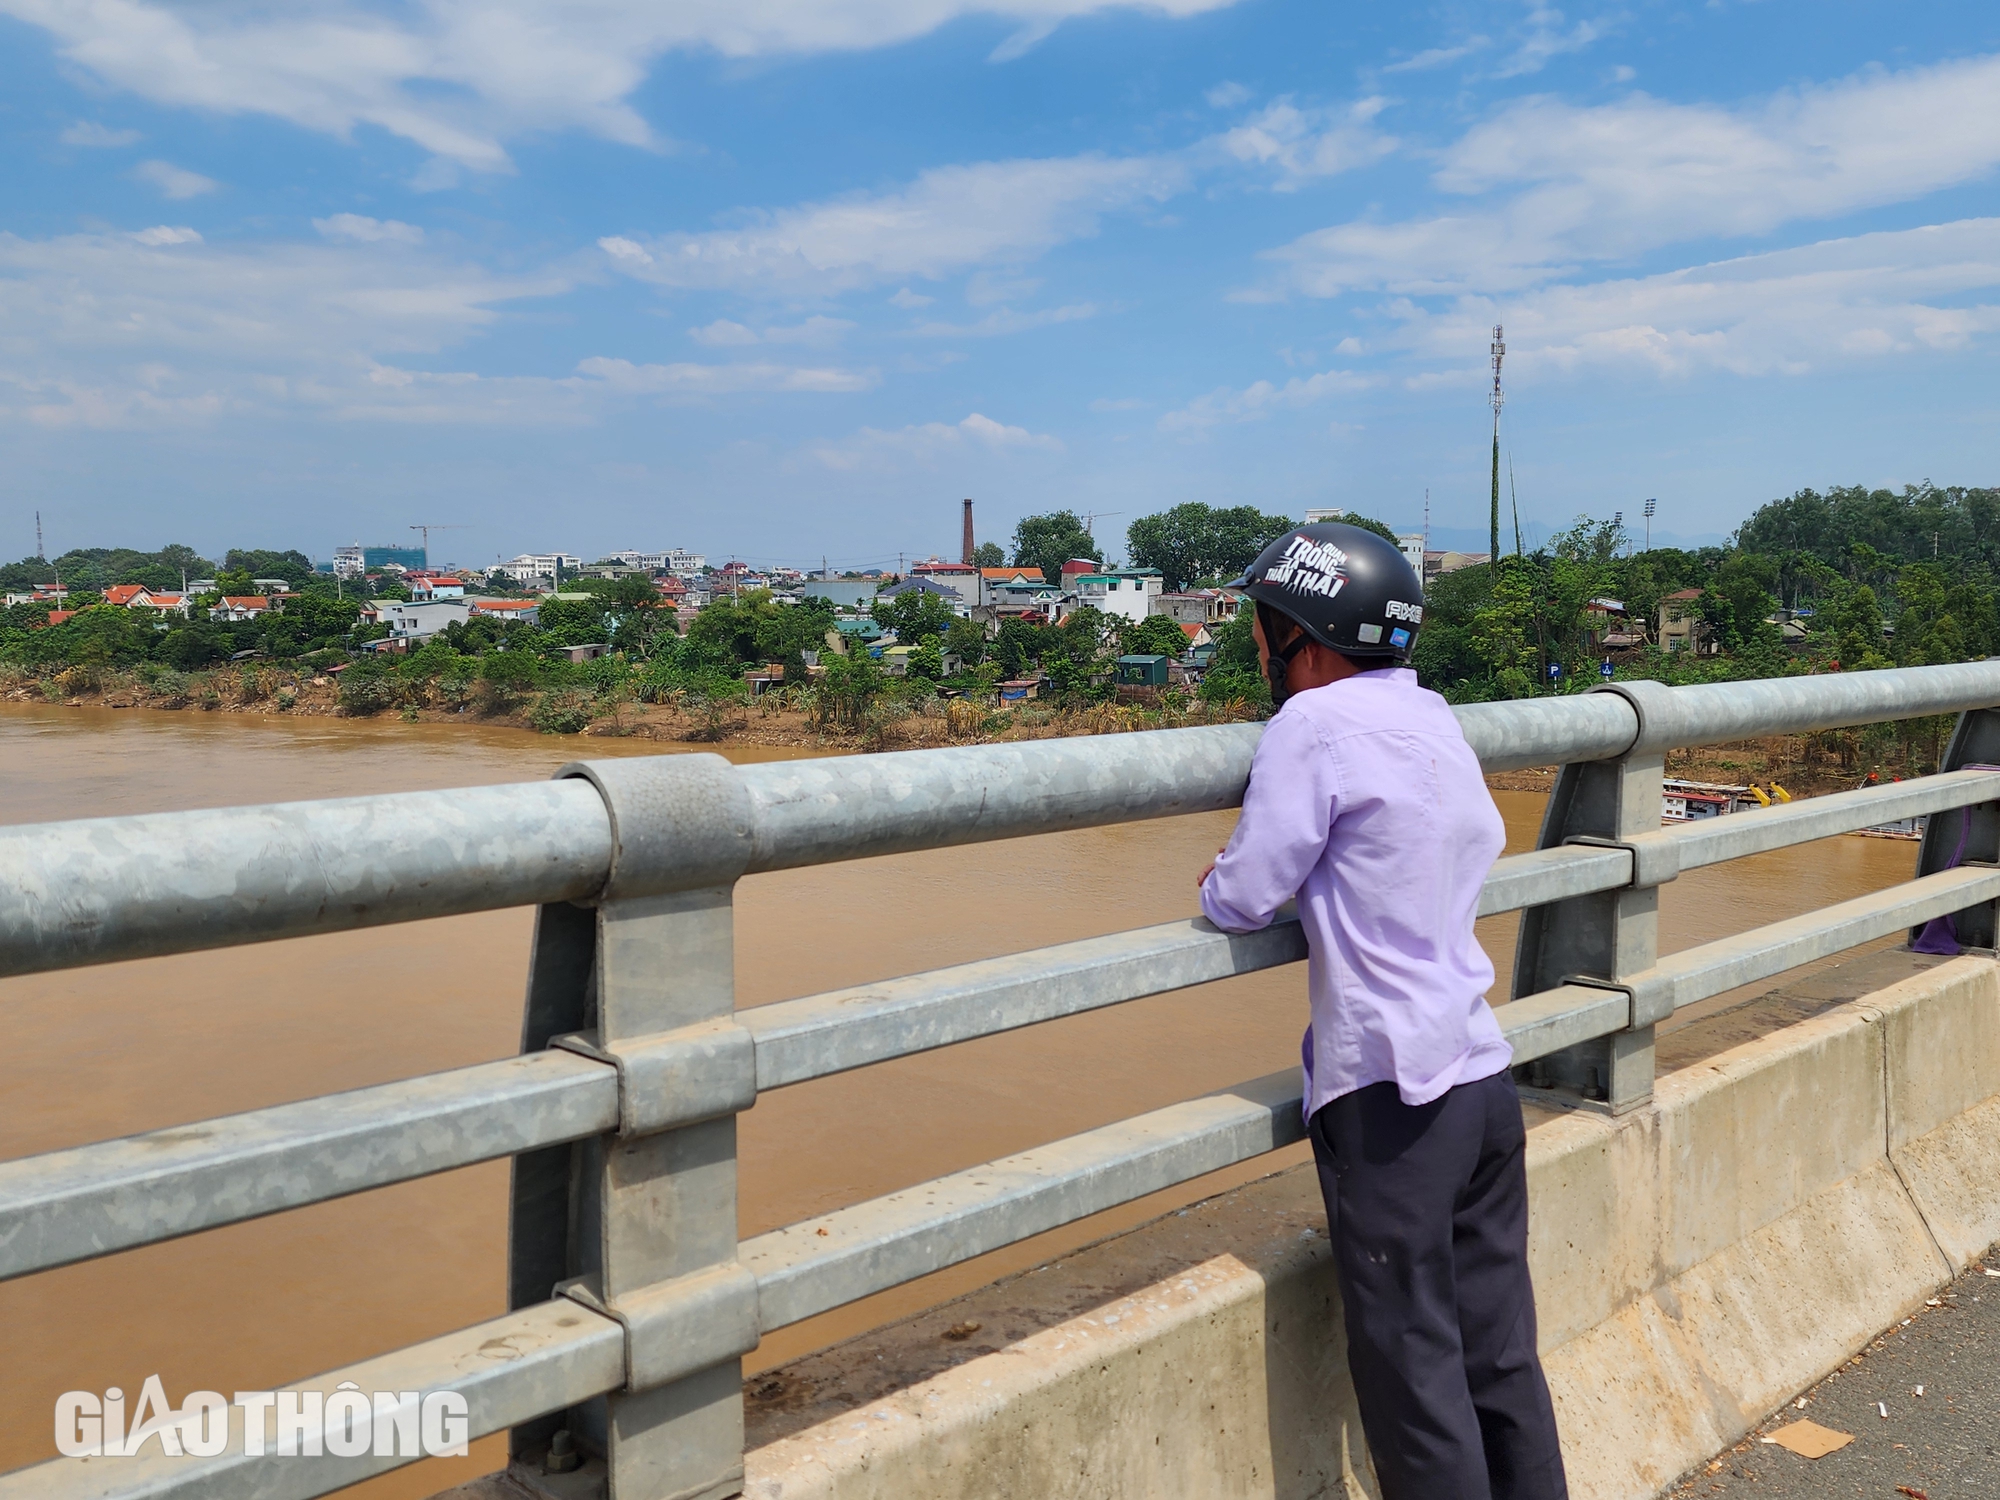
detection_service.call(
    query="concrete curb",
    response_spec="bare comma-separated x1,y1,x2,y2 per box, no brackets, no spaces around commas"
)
732,954,2000,1500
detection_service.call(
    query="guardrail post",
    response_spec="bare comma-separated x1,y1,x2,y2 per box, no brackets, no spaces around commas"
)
507,756,757,1500
1512,682,1677,1114
1912,706,2000,948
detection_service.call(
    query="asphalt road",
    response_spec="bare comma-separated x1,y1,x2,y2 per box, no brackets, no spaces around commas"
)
1670,1242,2000,1500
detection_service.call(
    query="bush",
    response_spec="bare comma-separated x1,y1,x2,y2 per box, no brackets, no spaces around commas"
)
531,688,595,734
1197,664,1270,709
338,663,402,716
150,670,191,707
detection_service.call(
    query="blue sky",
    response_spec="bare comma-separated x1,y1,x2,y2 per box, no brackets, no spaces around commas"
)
3,1,1998,571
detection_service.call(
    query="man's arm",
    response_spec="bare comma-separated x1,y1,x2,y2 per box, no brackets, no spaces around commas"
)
1199,710,1337,933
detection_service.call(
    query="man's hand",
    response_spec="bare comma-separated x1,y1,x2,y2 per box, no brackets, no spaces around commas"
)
1196,842,1227,890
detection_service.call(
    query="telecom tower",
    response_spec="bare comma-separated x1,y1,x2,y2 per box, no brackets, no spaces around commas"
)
1489,324,1505,564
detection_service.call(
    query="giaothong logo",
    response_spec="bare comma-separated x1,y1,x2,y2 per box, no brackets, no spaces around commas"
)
56,1376,470,1459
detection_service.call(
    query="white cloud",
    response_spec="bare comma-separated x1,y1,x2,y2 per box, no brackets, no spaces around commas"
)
574,355,876,394
1386,219,2000,379
603,153,1186,294
130,225,202,246
812,410,1061,468
61,120,141,147
132,159,217,199
314,213,425,245
1090,395,1146,410
889,286,935,308
1495,6,1609,78
0,227,570,428
688,315,856,347
1380,41,1484,74
1216,97,1396,189
1205,80,1252,108
1158,368,1371,434
1264,52,2000,297
1,0,1244,171
911,302,1099,336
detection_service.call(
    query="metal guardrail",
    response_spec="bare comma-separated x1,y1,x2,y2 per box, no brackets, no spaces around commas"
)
3,662,2000,1500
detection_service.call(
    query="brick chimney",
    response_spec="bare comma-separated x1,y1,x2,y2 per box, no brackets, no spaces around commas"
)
961,498,975,565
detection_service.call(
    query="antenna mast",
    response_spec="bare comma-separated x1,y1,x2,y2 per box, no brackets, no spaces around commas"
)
1489,324,1505,564
35,510,45,561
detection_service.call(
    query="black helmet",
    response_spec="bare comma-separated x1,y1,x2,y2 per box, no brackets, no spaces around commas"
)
1228,522,1423,699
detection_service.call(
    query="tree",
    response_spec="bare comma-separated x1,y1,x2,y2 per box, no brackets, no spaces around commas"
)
972,542,1004,568
223,549,315,586
1121,613,1191,658
1124,503,1295,590
944,616,988,667
872,586,956,641
1011,511,1101,586
909,634,945,680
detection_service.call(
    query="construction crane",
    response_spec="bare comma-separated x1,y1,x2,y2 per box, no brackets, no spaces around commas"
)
409,524,468,565
1081,511,1122,536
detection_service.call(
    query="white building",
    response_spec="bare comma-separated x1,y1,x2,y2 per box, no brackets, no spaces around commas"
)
379,599,472,642
494,553,581,586
1072,569,1164,624
1398,534,1426,590
601,549,707,576
333,545,365,581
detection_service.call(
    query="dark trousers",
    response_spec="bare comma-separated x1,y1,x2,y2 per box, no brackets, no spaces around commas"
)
1308,1071,1568,1500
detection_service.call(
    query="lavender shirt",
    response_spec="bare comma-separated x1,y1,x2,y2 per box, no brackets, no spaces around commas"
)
1199,667,1512,1117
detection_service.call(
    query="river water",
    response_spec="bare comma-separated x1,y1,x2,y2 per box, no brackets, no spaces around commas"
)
0,704,1918,1492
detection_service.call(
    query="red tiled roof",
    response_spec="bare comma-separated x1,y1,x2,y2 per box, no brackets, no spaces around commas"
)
218,596,270,608
103,585,147,606
1179,622,1203,639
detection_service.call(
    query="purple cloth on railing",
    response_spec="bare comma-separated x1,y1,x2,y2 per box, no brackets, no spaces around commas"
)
1910,765,2000,955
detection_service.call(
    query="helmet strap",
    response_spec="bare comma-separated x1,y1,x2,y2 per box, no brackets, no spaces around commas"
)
1256,603,1311,706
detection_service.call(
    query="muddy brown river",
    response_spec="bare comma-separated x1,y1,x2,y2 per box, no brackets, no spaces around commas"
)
0,704,1918,1493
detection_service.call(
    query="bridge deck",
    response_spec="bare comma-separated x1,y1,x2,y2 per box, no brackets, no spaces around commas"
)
1680,1242,2000,1499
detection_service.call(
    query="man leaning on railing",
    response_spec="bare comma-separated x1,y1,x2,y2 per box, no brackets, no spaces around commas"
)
1197,523,1569,1500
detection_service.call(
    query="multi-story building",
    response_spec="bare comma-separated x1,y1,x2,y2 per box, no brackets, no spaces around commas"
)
494,553,581,586
910,558,980,613
1071,568,1164,624
333,545,366,580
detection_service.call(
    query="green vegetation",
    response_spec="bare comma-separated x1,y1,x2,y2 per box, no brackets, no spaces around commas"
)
1413,484,2000,708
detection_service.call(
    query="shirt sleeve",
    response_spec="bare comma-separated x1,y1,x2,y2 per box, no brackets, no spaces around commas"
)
1199,707,1338,933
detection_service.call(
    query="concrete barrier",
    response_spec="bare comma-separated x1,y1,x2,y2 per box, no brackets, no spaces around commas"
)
728,954,2000,1500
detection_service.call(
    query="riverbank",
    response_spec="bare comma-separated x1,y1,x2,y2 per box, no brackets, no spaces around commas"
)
1,666,1943,798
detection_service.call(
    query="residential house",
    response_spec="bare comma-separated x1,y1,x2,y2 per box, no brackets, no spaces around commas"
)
252,578,295,595
378,599,472,642
469,598,541,627
1115,654,1170,687
33,610,77,627
558,644,609,663
1423,551,1491,586
1177,622,1213,651
910,558,981,612
877,575,969,617
1072,568,1164,624
1584,598,1641,648
1057,558,1102,589
406,573,466,601
998,677,1042,702
211,596,274,622
1659,588,1707,653
978,565,1045,602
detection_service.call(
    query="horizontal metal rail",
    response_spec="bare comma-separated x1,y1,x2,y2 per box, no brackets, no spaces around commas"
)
7,766,1995,1286
0,1298,627,1500
9,663,2000,979
0,1052,618,1282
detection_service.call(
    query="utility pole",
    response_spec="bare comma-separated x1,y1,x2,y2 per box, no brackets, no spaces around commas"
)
1489,324,1505,564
